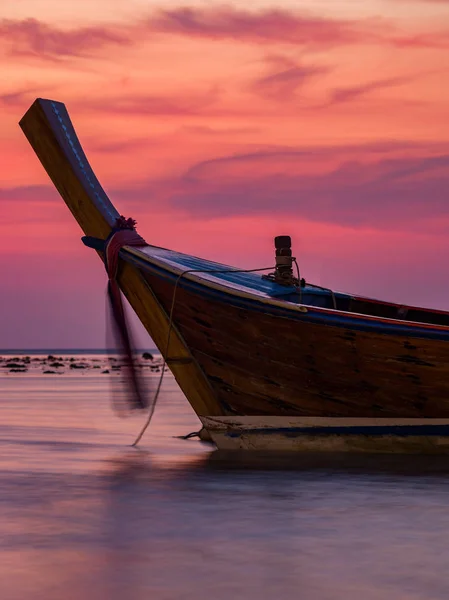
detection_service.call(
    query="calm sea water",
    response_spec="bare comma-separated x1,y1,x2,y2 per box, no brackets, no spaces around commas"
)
1,353,449,599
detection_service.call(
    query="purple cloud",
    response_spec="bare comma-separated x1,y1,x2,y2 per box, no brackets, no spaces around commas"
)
146,7,449,50
86,138,157,154
147,7,364,47
0,18,129,60
1,9,448,65
391,32,449,49
326,76,412,105
0,185,56,201
251,63,329,100
7,142,449,234
0,86,61,111
161,149,449,230
82,87,221,117
0,88,35,107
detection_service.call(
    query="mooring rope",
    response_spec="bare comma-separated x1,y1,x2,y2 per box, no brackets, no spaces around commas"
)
131,268,342,445
102,217,336,445
131,265,276,446
100,218,338,446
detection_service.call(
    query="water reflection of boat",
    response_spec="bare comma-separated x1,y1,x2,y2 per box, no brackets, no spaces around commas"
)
20,98,449,453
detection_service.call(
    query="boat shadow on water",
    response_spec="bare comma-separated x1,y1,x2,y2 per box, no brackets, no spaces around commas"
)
205,449,449,476
103,445,449,481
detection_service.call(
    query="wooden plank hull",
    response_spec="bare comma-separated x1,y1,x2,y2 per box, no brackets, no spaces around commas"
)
138,268,449,419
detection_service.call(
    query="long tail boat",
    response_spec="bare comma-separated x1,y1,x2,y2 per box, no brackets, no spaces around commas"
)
19,98,449,453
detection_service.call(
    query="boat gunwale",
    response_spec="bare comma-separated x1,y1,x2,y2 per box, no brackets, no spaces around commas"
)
121,245,449,340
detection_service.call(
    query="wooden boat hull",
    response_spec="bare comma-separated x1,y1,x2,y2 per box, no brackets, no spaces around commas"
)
19,98,449,454
137,265,449,420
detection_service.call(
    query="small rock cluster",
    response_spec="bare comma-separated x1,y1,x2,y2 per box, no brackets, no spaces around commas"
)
0,352,167,375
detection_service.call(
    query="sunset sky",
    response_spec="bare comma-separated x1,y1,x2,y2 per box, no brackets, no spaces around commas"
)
1,0,449,348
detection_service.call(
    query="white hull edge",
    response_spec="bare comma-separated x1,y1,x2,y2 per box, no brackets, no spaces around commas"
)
200,416,449,454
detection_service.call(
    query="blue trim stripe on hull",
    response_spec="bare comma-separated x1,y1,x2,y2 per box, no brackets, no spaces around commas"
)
224,424,449,438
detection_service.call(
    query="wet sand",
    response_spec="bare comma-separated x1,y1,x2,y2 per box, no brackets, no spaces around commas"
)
1,353,449,599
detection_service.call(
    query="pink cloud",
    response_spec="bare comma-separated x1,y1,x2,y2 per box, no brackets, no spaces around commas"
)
1,8,448,69
391,32,449,49
0,18,129,60
1,9,364,62
326,76,412,105
390,0,449,3
0,87,40,107
251,63,329,100
0,84,219,121
146,7,449,51
86,138,157,154
0,185,56,203
146,7,362,47
7,140,448,233
82,87,221,117
137,147,449,231
0,186,68,230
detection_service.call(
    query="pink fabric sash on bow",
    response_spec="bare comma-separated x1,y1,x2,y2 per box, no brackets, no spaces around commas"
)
104,216,149,410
